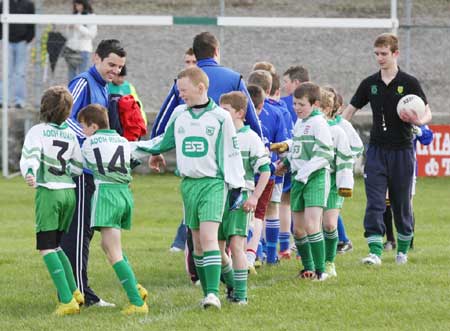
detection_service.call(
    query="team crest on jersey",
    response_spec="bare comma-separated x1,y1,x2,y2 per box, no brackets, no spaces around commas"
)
303,125,311,135
178,126,185,134
371,85,378,95
397,86,404,95
206,126,215,136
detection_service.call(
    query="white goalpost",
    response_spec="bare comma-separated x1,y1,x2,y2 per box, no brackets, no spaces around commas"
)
1,0,399,177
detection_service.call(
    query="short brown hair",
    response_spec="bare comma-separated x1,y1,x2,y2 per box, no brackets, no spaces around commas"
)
77,104,109,129
252,61,276,74
177,66,209,89
293,82,321,106
374,33,399,53
185,47,194,56
40,86,73,125
219,91,248,115
283,65,310,83
247,85,265,110
270,73,281,96
193,32,219,60
248,70,272,94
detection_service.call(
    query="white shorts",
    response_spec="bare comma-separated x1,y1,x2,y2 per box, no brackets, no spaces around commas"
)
270,182,283,203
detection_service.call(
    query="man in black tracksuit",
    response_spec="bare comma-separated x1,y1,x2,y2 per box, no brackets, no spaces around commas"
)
343,33,432,266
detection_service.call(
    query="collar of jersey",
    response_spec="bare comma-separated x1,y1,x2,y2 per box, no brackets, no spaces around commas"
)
327,118,338,126
303,108,322,121
49,122,69,129
89,65,107,87
238,125,250,133
197,58,218,67
335,115,342,124
187,98,216,119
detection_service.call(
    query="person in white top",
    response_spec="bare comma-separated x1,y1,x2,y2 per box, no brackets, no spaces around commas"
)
65,0,97,81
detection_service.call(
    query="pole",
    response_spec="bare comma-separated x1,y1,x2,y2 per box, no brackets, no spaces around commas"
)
2,0,10,177
404,0,413,72
391,0,398,35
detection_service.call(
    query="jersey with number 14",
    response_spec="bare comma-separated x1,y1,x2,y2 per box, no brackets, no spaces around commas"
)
82,129,132,185
20,122,83,189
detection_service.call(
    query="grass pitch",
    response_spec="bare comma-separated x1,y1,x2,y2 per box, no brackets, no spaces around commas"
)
1,174,449,330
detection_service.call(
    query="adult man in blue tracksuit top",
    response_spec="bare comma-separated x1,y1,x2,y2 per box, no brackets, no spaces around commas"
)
150,31,262,171
60,39,126,307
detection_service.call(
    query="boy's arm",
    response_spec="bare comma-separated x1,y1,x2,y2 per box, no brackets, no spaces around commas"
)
343,119,364,158
335,128,354,191
20,127,41,186
67,77,88,144
221,113,245,189
151,81,182,138
68,142,84,177
297,121,334,184
239,80,263,138
415,125,434,146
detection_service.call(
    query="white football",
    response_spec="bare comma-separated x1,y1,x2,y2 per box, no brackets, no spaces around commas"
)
397,94,426,119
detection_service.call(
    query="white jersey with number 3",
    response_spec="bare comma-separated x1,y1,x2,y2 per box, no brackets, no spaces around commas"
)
20,122,83,189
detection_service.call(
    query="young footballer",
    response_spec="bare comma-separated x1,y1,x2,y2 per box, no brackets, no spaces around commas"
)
77,104,148,315
276,82,334,281
134,67,245,309
246,84,275,273
219,91,271,304
320,88,354,277
20,86,84,316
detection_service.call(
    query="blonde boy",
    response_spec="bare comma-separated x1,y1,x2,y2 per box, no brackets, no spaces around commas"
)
135,67,245,309
320,89,354,277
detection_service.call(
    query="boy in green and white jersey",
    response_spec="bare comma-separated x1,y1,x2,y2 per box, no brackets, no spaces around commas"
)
219,91,271,304
78,104,148,315
320,89,354,278
277,82,334,281
134,67,245,309
20,86,84,316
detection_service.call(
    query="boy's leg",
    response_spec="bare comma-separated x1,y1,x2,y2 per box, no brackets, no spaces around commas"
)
293,211,315,275
323,209,339,264
219,240,235,293
170,219,187,251
266,184,282,264
55,247,78,294
230,236,248,302
40,246,73,304
388,148,415,257
279,191,292,258
101,228,144,307
191,229,207,296
363,146,389,259
199,221,221,297
304,207,326,273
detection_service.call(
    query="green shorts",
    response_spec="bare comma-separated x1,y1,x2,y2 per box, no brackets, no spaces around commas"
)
35,187,76,233
91,184,133,230
326,174,344,210
181,177,226,230
219,190,250,241
291,168,330,212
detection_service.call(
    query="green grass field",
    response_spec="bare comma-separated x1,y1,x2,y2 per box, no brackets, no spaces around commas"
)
1,174,449,330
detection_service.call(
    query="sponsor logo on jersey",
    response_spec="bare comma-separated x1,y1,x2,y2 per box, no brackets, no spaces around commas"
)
206,126,215,136
371,85,378,95
232,136,239,149
178,126,185,134
182,136,208,157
